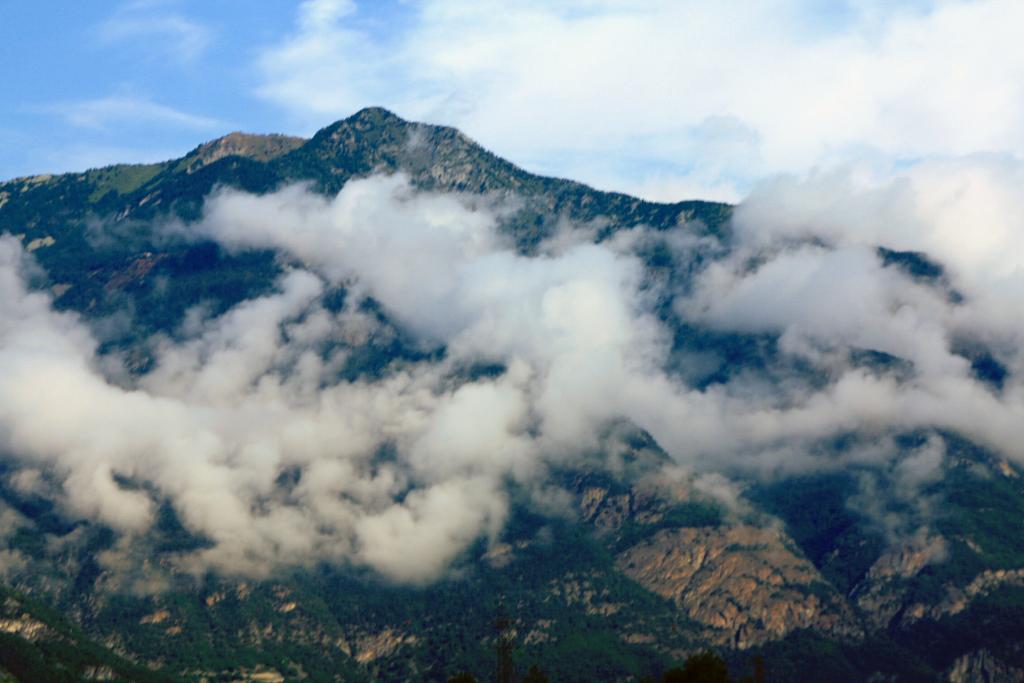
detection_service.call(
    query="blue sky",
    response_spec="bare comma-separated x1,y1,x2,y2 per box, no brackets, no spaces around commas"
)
3,0,1022,202
1,2,295,176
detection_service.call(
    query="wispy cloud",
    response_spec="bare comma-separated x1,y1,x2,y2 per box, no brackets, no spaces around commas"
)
98,1,211,63
256,0,386,130
255,0,1024,201
45,95,220,132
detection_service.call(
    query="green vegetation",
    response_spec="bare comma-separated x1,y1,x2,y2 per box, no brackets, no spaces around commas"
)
933,437,1024,569
894,585,1024,674
663,651,731,683
749,472,885,594
2,108,1024,683
612,501,723,553
449,651,734,683
737,631,936,683
0,587,180,683
84,162,167,202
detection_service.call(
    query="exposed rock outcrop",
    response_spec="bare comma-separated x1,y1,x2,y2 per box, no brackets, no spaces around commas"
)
617,526,862,648
945,649,1024,683
854,537,949,629
902,568,1024,626
180,132,305,173
352,628,419,664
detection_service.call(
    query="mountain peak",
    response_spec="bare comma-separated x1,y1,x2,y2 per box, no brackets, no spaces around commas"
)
276,108,732,243
345,106,408,126
310,106,419,146
180,131,306,173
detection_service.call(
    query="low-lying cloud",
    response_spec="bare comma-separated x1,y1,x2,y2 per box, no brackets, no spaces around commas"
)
1,164,1022,584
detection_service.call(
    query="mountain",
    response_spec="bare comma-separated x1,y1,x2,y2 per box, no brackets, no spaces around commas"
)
1,109,1023,683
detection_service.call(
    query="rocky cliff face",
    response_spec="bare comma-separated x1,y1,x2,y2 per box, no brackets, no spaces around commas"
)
617,526,861,648
572,473,862,649
945,649,1024,683
853,537,951,629
179,132,305,173
911,568,1024,623
572,458,1024,676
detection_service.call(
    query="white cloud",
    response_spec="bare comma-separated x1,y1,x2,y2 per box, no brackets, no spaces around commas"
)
0,177,672,582
49,96,220,132
256,0,1024,201
198,172,1024,474
672,155,1024,472
256,0,384,129
98,2,211,63
3,161,1024,584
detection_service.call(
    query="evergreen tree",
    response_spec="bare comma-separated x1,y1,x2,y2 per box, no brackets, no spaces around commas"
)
663,651,731,683
522,664,550,683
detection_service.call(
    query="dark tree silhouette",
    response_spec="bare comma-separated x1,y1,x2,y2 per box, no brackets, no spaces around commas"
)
663,651,731,683
522,664,550,683
494,605,515,683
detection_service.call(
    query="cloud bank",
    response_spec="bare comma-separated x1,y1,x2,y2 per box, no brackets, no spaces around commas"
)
1,161,1023,583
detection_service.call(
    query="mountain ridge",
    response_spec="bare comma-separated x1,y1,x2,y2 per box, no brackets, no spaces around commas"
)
0,109,1022,683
